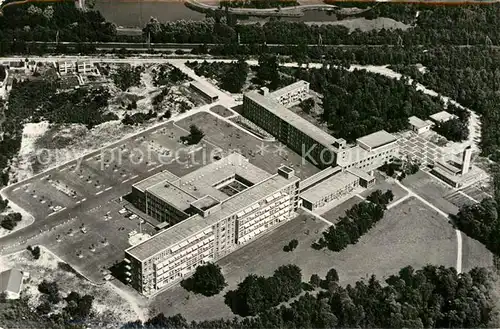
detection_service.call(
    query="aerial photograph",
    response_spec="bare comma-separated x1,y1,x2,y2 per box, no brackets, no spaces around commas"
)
0,0,500,328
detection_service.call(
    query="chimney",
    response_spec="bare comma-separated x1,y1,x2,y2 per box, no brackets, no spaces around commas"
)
461,146,472,175
259,87,269,96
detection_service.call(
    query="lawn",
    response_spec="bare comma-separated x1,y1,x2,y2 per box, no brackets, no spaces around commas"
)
150,197,490,321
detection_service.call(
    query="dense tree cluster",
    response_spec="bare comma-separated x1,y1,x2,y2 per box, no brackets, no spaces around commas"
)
453,197,500,254
0,2,117,54
0,212,21,230
27,245,41,259
181,263,227,296
314,190,393,251
122,110,157,125
144,18,235,44
186,59,249,93
123,265,495,329
180,125,205,145
287,66,443,141
224,264,302,316
112,65,143,91
152,65,188,87
9,79,116,128
433,118,469,142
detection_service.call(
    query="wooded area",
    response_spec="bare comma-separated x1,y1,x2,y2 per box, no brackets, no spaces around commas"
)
123,265,496,329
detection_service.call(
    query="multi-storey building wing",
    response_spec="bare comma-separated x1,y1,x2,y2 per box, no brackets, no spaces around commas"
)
125,154,300,296
243,86,338,168
242,81,399,171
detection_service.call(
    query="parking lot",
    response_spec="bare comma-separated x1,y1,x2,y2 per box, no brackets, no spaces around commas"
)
176,112,320,179
1,110,324,282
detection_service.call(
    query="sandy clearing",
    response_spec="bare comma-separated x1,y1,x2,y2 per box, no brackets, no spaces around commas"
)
0,246,141,324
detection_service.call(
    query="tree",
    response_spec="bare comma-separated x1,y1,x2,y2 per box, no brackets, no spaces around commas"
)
257,53,280,89
283,239,299,252
299,98,315,114
36,301,52,315
433,118,469,142
221,59,249,93
180,125,204,145
0,195,8,212
181,263,227,297
309,274,321,288
27,245,41,259
38,280,60,304
325,268,339,284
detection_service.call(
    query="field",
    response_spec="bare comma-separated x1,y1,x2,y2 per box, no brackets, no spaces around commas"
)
209,105,236,118
151,196,491,322
402,170,460,215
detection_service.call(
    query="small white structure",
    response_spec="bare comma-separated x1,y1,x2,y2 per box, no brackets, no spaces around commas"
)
0,269,24,300
409,116,433,134
429,111,457,124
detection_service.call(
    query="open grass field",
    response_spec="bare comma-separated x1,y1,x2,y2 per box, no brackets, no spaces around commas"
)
151,196,488,322
209,105,236,118
402,170,459,215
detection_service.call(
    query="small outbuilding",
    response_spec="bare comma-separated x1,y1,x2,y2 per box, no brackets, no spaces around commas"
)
429,111,457,124
0,269,24,300
409,116,433,134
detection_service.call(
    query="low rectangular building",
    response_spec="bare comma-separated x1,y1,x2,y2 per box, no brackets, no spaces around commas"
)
125,154,300,296
190,81,219,102
269,80,310,107
300,171,359,211
409,116,433,134
429,111,457,123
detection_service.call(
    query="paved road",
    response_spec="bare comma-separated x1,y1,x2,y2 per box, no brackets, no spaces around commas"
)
0,103,234,253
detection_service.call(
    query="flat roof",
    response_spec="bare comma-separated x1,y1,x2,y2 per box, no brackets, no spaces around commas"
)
300,166,342,191
190,81,219,99
245,91,338,150
126,173,299,261
430,111,457,123
191,195,220,211
133,170,179,192
437,160,462,174
148,183,197,212
347,167,375,182
409,116,432,129
269,80,309,100
144,153,271,207
0,269,23,294
356,130,398,150
300,171,359,204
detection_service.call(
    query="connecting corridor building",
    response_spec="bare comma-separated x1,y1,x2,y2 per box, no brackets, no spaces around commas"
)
124,153,300,296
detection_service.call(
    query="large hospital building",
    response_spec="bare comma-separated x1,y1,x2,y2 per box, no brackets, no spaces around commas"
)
125,153,300,296
243,81,399,171
123,81,400,297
